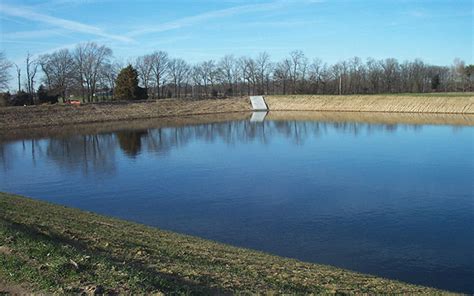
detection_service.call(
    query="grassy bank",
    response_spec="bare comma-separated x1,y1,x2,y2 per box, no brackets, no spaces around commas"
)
0,193,451,294
0,94,473,130
265,94,474,114
0,98,251,130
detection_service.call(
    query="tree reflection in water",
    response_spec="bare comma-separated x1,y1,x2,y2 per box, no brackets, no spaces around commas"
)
116,130,148,157
0,120,430,176
45,134,117,175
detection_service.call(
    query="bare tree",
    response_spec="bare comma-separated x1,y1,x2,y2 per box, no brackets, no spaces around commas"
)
0,52,12,91
74,42,113,102
38,49,76,101
100,62,121,100
25,53,39,103
168,58,190,98
135,55,153,94
191,64,203,98
289,50,308,93
381,58,400,93
218,55,239,96
308,58,323,94
149,51,169,99
256,52,272,94
239,57,258,95
14,64,21,92
7,43,469,99
274,58,292,95
193,60,218,97
452,58,467,91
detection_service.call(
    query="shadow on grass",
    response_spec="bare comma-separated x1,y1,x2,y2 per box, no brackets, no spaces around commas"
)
1,218,233,294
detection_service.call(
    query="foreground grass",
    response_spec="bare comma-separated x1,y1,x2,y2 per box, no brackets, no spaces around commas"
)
0,193,451,294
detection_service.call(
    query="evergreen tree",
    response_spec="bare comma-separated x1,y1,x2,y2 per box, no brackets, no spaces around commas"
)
37,84,59,104
115,65,148,100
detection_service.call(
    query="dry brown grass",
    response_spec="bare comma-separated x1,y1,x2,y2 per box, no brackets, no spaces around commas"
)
265,95,474,114
1,95,473,131
0,98,252,130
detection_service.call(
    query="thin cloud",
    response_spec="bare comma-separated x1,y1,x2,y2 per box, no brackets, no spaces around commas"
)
1,29,71,39
240,19,321,28
0,3,133,43
128,0,320,37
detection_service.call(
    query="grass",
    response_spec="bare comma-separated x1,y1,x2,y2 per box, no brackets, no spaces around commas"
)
265,94,474,114
0,97,251,130
1,94,473,130
383,92,474,97
0,192,453,294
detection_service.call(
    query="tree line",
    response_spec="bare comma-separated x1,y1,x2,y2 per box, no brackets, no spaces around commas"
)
0,42,473,106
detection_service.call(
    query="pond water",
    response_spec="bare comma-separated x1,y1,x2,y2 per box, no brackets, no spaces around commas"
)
1,115,473,293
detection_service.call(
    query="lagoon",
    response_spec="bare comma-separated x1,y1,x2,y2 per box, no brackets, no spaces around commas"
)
1,114,473,293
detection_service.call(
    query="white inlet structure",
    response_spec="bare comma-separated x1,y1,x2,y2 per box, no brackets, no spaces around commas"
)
250,96,268,111
250,111,267,122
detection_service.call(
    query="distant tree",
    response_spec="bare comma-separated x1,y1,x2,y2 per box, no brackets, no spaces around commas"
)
135,55,153,92
37,84,59,104
38,49,76,102
149,51,169,99
218,55,239,96
256,52,272,94
25,53,39,103
14,64,21,92
74,42,113,102
7,43,472,98
464,65,474,91
0,52,12,91
431,74,441,91
168,58,190,98
115,65,148,100
465,65,474,77
9,91,31,106
274,59,292,95
0,92,10,107
289,50,308,94
100,62,121,100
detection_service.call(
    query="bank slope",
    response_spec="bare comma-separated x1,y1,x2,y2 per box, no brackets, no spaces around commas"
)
1,94,473,131
265,94,474,114
0,193,452,294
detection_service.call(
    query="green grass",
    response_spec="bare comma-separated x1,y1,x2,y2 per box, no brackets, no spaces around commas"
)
0,192,454,294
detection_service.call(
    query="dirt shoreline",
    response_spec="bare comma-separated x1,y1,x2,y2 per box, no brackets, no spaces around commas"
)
0,95,472,131
1,111,472,143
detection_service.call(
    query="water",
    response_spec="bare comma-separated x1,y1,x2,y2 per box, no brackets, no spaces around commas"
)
1,116,473,293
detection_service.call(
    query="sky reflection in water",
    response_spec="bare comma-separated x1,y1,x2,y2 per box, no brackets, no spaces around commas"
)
1,119,473,293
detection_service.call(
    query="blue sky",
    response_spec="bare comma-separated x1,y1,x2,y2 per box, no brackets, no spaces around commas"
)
0,0,472,67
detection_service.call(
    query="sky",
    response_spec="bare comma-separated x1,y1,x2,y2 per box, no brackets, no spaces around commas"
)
0,0,473,70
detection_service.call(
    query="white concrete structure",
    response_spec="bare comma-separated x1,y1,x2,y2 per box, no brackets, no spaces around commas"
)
250,96,268,111
250,111,268,122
